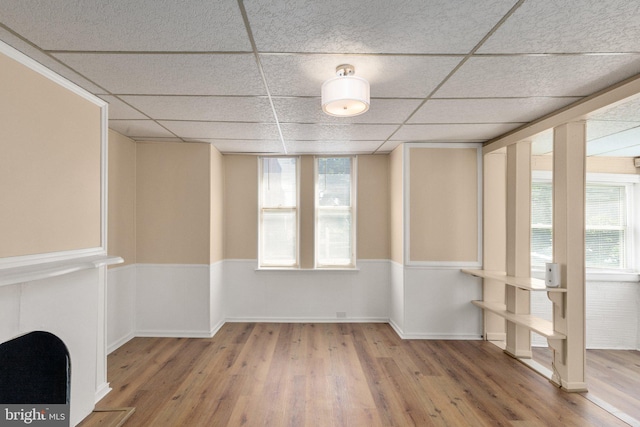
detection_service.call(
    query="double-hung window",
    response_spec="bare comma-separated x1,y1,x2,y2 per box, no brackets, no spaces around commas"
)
531,175,633,271
259,157,299,268
315,157,356,268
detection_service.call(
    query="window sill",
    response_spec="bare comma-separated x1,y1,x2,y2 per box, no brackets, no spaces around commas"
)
255,267,359,273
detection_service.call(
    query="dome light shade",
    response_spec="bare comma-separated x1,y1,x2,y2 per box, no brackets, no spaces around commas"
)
321,65,370,117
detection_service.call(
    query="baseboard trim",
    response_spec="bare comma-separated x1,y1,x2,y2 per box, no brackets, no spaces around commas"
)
388,319,405,339
107,332,135,355
95,382,112,403
225,317,389,324
135,330,215,338
209,319,226,337
485,332,506,341
401,333,483,340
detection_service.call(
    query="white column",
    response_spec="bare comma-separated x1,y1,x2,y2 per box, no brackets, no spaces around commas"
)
483,152,507,341
505,141,532,358
551,121,587,391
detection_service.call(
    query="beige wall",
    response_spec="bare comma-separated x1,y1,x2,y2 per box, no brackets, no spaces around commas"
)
533,155,638,174
409,147,478,263
210,147,224,263
108,130,136,266
224,155,258,259
0,52,102,258
390,145,404,264
299,156,315,268
136,142,211,264
358,155,390,260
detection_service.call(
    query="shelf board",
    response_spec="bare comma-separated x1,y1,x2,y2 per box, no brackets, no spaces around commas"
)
462,269,567,292
472,300,566,340
0,255,124,287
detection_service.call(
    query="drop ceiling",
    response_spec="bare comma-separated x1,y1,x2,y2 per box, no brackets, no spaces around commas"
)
1,0,640,155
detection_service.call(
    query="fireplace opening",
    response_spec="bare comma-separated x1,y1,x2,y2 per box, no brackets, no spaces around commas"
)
0,331,70,404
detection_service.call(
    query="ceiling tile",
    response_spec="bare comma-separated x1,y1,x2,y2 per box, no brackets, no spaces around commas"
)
391,123,522,141
184,139,284,154
587,120,640,141
245,0,516,54
436,55,640,98
0,28,106,93
273,97,422,124
587,126,640,155
0,0,250,51
590,144,640,158
121,95,275,122
130,137,183,142
160,121,281,140
259,54,461,98
375,140,403,153
280,123,397,141
52,53,266,95
285,140,384,154
587,96,640,122
99,95,147,120
531,129,554,155
479,0,640,54
109,120,176,138
410,97,581,124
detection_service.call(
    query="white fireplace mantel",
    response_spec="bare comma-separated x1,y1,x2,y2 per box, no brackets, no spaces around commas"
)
0,254,123,287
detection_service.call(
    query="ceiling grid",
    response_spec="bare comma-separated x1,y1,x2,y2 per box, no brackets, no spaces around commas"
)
1,0,639,155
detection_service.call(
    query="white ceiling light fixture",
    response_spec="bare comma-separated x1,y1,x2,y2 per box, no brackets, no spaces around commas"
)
321,64,370,117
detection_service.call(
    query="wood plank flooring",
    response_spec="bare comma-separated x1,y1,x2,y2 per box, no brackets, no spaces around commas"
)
83,323,627,426
533,346,640,423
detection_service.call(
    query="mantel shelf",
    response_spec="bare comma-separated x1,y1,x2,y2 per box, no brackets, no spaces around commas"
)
0,255,124,287
462,269,567,292
471,300,566,340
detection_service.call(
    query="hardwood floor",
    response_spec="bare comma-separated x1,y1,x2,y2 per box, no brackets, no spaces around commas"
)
533,346,640,423
84,323,627,426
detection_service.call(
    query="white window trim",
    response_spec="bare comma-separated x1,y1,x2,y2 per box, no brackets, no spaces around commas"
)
314,156,357,269
257,156,300,269
532,170,639,280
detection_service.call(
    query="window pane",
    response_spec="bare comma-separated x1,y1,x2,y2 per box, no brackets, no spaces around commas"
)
531,181,628,270
586,229,624,269
531,182,552,226
317,158,351,207
261,211,296,266
586,185,625,227
317,210,352,266
262,158,297,208
531,228,553,267
531,182,553,268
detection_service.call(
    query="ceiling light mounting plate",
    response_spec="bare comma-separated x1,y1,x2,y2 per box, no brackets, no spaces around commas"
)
335,64,355,77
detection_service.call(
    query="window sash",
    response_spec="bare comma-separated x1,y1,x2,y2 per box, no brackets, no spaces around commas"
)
315,157,356,268
531,179,632,271
258,157,299,268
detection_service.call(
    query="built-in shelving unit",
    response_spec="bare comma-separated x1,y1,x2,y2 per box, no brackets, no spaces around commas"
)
463,269,567,352
462,269,566,292
470,301,565,339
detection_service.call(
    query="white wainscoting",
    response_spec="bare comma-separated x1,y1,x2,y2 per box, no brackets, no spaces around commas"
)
106,265,136,353
531,279,640,349
401,267,483,339
209,261,225,336
224,260,389,322
389,261,405,335
135,264,213,337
